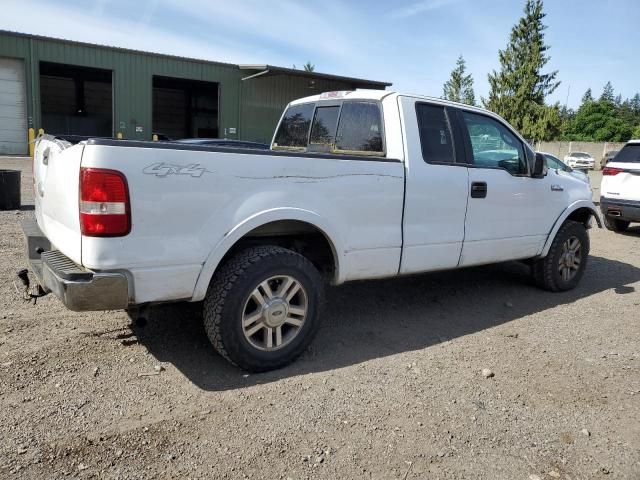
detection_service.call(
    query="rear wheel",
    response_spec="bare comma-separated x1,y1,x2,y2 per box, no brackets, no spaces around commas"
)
604,216,630,232
532,221,589,292
203,245,324,372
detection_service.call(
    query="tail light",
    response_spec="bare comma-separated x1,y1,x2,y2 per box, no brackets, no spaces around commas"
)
602,167,623,176
79,167,131,236
32,148,36,197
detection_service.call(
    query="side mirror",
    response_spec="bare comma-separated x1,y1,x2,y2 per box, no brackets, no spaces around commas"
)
532,153,546,178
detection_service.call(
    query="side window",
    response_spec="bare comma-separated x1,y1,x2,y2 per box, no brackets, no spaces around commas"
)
335,102,384,155
273,103,314,150
462,112,527,175
309,106,340,146
544,154,568,171
416,104,455,164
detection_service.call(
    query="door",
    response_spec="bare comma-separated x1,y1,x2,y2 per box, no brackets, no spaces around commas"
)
0,58,27,155
457,110,564,266
399,97,469,274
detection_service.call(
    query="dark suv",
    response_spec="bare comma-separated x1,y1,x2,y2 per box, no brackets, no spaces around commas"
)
601,150,619,167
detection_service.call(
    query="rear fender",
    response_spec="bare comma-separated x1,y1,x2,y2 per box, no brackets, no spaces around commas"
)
539,200,602,257
190,207,344,302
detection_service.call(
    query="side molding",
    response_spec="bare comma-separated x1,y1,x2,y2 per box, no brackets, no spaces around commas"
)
539,200,602,257
190,208,344,302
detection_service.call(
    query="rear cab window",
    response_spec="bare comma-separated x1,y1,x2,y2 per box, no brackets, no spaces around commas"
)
612,144,640,163
309,106,340,146
334,102,384,155
273,103,314,151
273,100,385,157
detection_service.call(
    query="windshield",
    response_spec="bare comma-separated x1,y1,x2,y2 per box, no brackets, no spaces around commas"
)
570,152,591,158
612,144,640,163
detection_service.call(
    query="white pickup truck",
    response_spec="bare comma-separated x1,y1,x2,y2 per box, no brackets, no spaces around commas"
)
24,90,601,371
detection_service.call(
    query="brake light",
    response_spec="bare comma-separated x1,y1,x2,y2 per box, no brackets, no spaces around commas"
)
602,167,624,176
79,167,131,236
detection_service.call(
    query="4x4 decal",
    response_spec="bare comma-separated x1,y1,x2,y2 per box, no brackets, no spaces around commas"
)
143,162,213,178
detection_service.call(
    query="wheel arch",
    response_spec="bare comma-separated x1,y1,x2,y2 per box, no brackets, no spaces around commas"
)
539,201,602,258
191,208,344,301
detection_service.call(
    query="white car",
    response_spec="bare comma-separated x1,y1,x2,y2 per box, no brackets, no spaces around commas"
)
600,139,640,232
564,151,595,170
24,90,601,371
540,152,590,185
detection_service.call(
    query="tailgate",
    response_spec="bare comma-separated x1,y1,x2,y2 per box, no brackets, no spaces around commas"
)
602,144,640,202
33,136,84,265
602,161,640,202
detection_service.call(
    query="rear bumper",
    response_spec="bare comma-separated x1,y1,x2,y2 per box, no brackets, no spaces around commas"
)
600,197,640,223
22,218,130,311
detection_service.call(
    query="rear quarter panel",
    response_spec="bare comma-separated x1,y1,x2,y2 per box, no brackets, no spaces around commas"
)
80,144,405,303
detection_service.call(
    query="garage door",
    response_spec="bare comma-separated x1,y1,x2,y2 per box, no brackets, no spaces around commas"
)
0,58,28,155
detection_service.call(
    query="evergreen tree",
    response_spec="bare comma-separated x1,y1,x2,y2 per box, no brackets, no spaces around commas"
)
442,55,476,105
600,81,615,103
566,98,632,142
629,93,640,124
483,0,560,140
630,93,640,113
303,62,315,72
565,88,638,142
581,88,594,104
558,105,575,137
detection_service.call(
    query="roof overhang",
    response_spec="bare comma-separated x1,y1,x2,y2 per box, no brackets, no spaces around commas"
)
239,64,391,89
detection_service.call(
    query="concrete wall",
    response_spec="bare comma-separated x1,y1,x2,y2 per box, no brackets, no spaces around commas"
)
534,141,626,169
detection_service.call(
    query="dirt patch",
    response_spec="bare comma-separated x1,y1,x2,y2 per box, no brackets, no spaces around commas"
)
1,157,638,479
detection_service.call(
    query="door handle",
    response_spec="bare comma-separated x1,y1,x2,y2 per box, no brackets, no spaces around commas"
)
551,184,564,191
470,182,487,198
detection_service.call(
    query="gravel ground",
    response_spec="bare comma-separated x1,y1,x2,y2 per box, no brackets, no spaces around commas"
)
1,157,638,479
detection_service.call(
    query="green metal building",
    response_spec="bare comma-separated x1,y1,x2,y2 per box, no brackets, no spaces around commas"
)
0,30,390,155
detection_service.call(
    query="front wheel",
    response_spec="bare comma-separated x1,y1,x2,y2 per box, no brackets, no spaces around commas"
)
604,216,630,232
203,245,324,372
532,221,589,292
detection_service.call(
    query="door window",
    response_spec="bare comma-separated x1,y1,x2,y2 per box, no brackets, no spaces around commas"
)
416,104,455,164
544,154,569,172
462,112,527,175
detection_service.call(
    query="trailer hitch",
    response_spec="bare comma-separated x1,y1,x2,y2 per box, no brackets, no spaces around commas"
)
14,269,48,305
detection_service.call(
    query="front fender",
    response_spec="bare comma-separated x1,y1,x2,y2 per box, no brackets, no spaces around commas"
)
539,200,602,258
190,207,344,302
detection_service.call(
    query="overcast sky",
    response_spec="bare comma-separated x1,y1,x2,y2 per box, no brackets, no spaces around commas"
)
2,0,638,108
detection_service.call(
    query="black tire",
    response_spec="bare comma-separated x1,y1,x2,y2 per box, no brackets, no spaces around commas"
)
532,221,589,292
604,216,630,232
203,245,324,372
